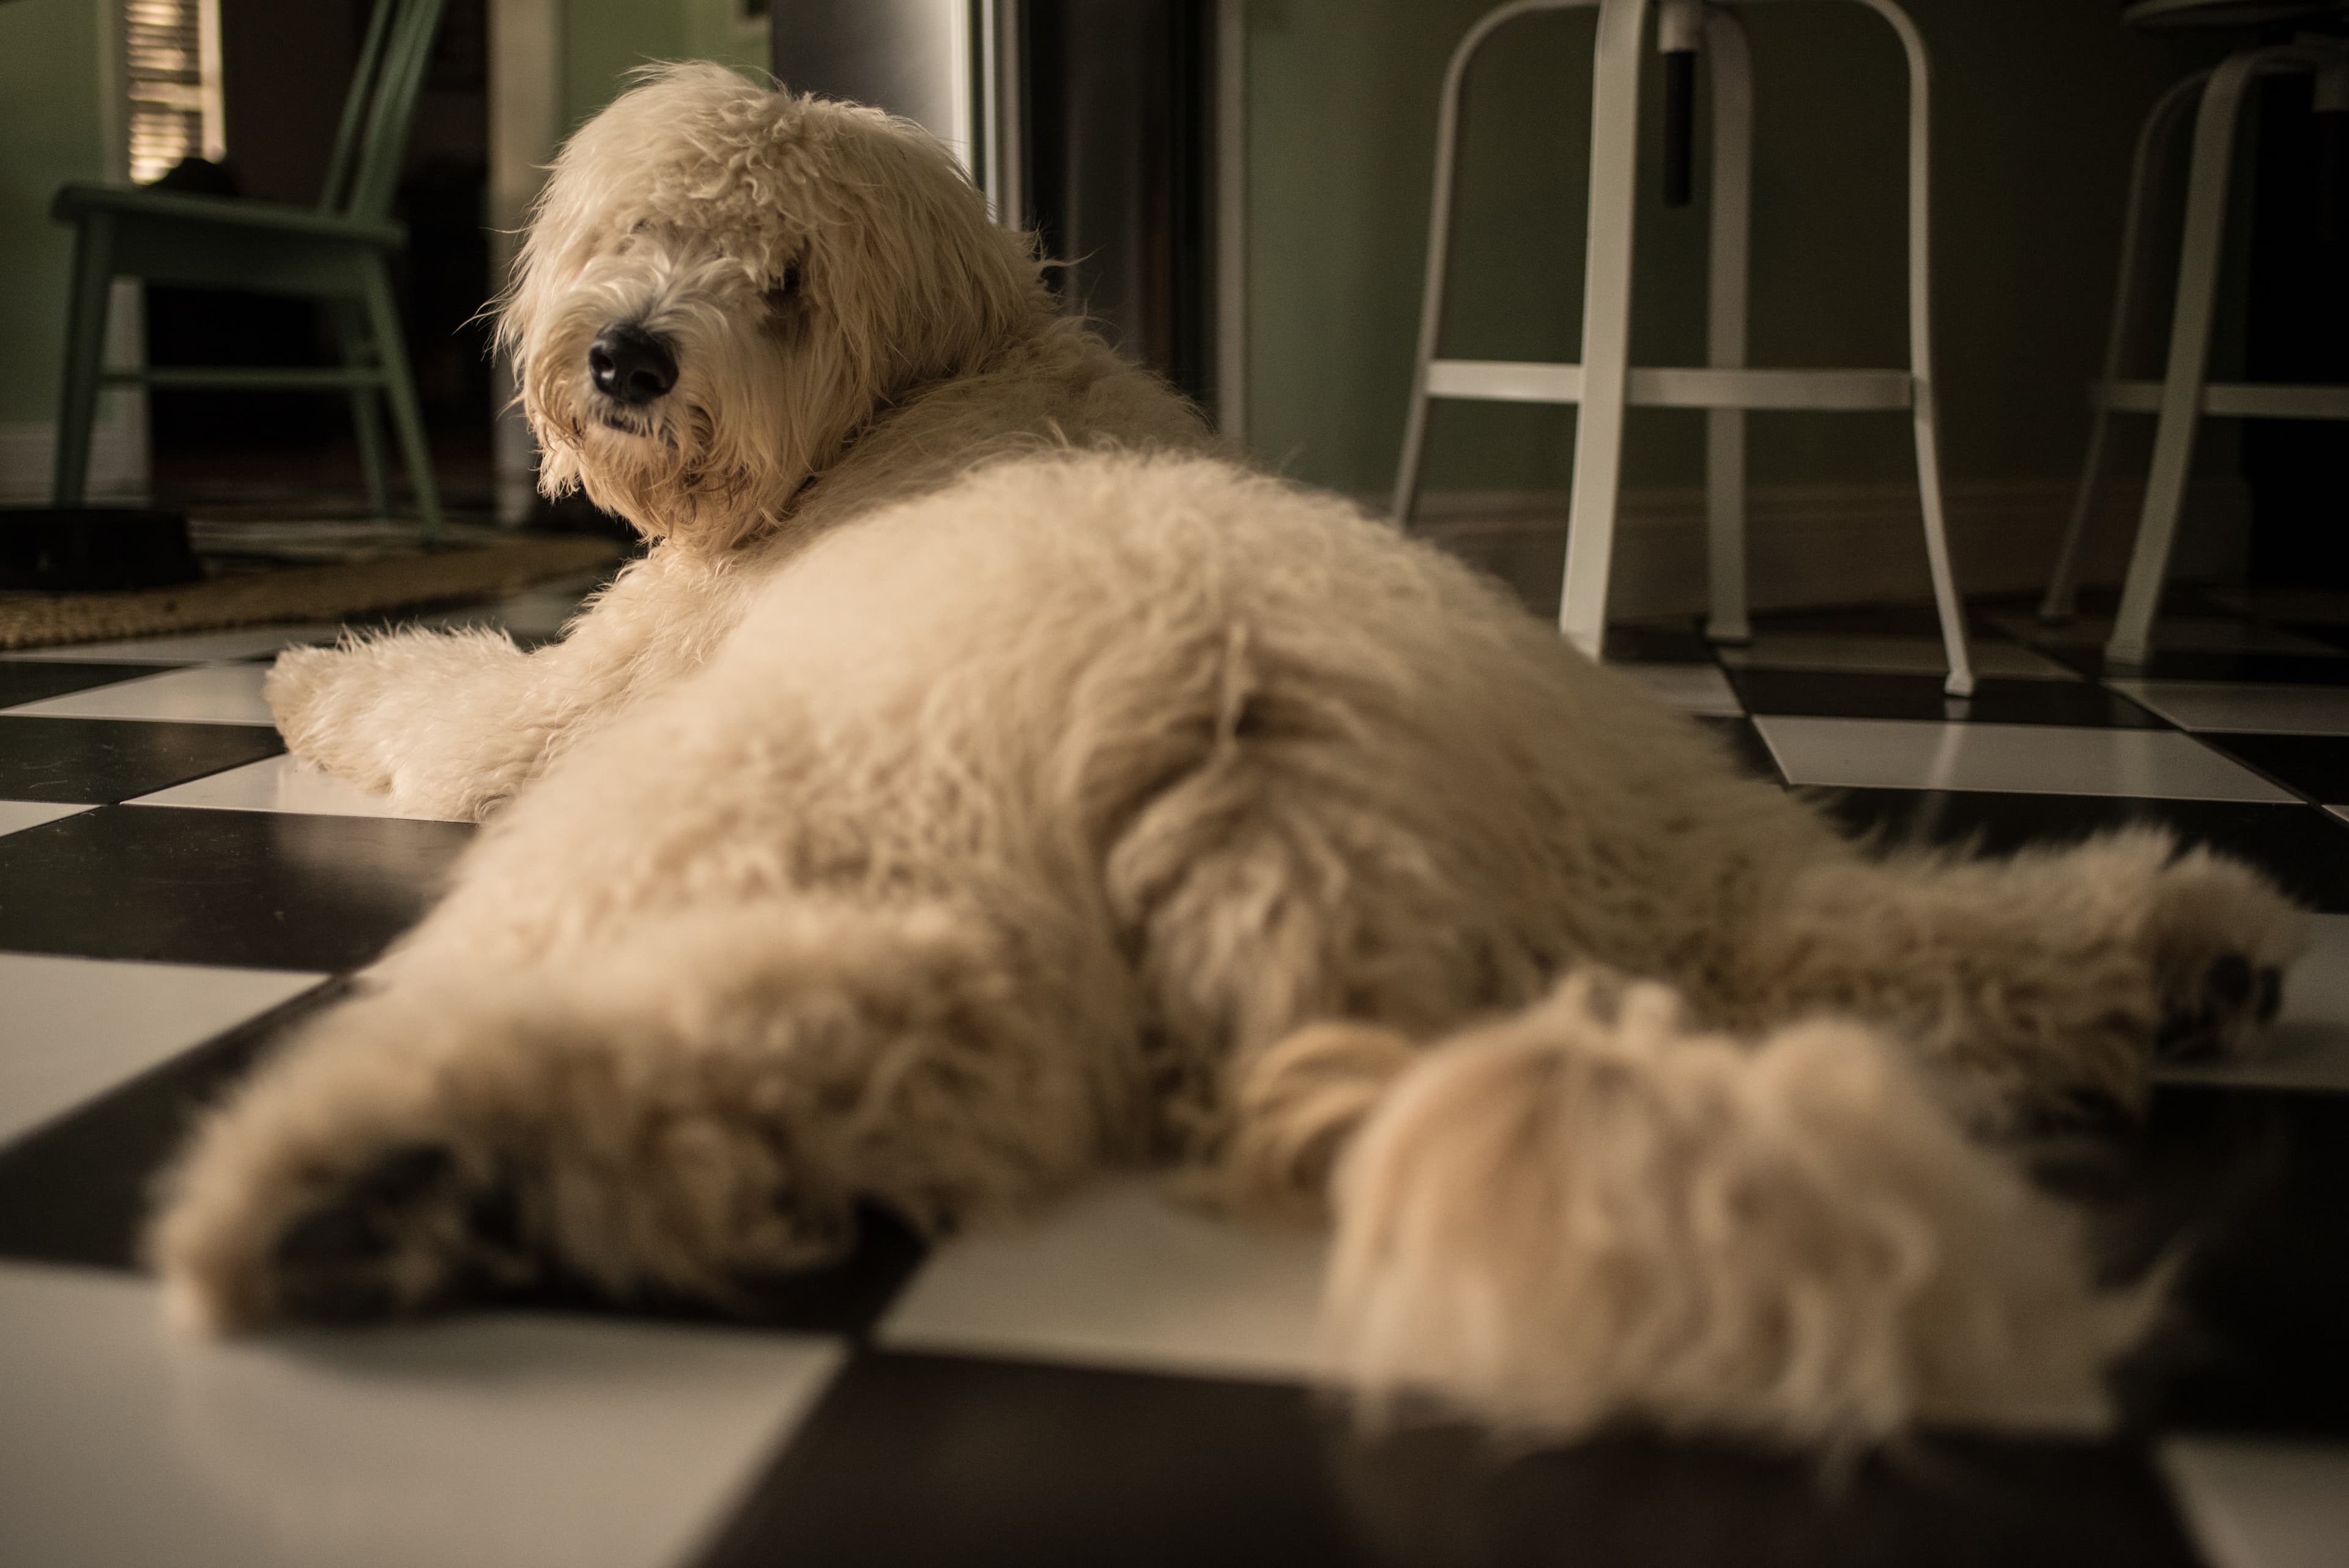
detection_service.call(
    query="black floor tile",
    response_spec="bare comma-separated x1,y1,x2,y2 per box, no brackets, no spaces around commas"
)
0,805,472,969
1728,670,2162,728
1602,621,1716,664
699,1353,2199,1568
2044,1089,2349,1440
1816,789,2349,912
1746,604,1965,638
2066,649,2349,685
0,660,185,708
2202,733,2349,806
2274,620,2349,654
0,716,286,804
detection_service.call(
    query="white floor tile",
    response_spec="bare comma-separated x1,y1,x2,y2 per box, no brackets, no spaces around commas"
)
0,801,94,837
1718,634,2074,680
0,1262,841,1568
1619,662,1742,717
2156,913,2349,1093
2161,1435,2349,1568
1,664,275,727
128,755,461,821
880,1177,1329,1384
1754,717,2295,802
0,954,325,1145
2106,680,2349,738
1,624,344,665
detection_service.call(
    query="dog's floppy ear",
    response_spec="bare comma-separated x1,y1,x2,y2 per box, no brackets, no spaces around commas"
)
807,116,1045,398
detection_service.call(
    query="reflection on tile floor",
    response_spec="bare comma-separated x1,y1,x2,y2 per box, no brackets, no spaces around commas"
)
2,578,2348,1567
0,1262,841,1568
2107,679,2349,738
129,754,451,821
1754,716,2295,801
1,663,276,727
1616,661,1742,716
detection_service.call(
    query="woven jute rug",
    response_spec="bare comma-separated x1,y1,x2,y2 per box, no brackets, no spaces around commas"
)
0,533,622,651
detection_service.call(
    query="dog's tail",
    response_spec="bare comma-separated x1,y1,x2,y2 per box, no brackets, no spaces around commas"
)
1232,974,2150,1452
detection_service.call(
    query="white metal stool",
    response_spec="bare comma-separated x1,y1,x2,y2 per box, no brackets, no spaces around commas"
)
2040,1,2349,664
1393,0,1975,697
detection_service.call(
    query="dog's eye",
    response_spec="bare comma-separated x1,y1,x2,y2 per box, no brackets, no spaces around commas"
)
763,264,802,312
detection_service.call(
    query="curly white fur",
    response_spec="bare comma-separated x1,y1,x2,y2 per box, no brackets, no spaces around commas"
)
152,64,2307,1454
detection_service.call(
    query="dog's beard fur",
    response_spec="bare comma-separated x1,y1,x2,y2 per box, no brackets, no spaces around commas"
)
507,237,851,555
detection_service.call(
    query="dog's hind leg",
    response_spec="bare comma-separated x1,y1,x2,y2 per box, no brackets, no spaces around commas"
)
1742,825,2306,1126
1319,972,2143,1449
149,896,1128,1333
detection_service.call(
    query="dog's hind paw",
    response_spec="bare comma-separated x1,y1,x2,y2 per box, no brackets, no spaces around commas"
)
2143,841,2304,1068
154,1108,533,1336
1326,977,2143,1449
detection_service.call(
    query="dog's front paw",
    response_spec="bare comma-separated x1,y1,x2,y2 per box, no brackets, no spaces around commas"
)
2145,843,2306,1065
264,642,397,790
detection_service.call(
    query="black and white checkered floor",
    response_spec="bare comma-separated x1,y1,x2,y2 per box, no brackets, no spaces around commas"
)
3,577,2347,1568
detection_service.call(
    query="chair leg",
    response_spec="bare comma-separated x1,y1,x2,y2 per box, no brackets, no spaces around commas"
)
350,387,393,522
358,256,445,544
51,215,117,508
1559,0,1652,662
330,301,393,521
2043,70,2211,626
1702,6,1753,645
2107,49,2266,669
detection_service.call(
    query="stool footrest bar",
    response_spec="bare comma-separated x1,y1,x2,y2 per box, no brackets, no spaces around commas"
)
2091,377,2349,421
1426,359,1917,411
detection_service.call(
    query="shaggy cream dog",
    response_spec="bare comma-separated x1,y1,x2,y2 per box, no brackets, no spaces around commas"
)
153,64,2304,1452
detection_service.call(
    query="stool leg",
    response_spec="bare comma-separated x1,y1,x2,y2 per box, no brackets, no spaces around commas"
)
1854,0,1973,697
2107,49,2265,670
1392,4,1484,527
1560,0,1652,662
51,215,117,509
2043,71,2211,625
1702,6,1753,645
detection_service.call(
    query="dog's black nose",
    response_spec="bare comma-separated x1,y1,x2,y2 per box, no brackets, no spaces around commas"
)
588,326,678,406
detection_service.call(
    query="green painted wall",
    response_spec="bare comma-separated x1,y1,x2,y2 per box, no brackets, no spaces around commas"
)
562,0,768,132
1242,0,2225,497
0,0,113,425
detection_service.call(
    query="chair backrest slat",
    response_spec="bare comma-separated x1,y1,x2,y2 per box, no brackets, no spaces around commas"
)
317,0,400,214
323,0,453,223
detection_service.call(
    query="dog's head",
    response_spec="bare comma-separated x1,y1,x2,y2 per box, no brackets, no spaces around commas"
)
499,63,1047,552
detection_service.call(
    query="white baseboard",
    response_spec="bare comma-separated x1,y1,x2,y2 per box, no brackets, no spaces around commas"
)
0,407,152,505
1404,477,2251,621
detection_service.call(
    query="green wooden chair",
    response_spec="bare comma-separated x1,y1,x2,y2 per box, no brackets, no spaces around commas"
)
51,0,451,541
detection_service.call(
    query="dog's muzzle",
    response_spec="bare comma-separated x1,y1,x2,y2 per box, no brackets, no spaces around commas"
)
588,325,679,407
